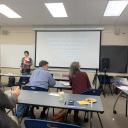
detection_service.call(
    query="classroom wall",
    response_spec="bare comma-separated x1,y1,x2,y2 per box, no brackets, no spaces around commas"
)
0,25,128,86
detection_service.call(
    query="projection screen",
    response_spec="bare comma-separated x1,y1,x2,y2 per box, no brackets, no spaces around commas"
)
35,31,101,69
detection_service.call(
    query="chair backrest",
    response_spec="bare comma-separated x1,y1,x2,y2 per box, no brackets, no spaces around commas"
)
62,74,69,77
19,73,31,83
22,86,48,92
98,75,110,84
22,73,31,83
81,89,101,96
24,119,84,128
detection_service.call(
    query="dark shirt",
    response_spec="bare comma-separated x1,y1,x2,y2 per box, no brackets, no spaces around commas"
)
0,89,18,128
69,72,91,94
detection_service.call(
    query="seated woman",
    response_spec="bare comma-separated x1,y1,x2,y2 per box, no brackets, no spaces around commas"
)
0,86,20,128
69,62,91,120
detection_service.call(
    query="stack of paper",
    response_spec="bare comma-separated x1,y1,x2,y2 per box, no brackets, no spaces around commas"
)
60,81,70,86
118,86,128,90
49,93,59,96
77,101,89,105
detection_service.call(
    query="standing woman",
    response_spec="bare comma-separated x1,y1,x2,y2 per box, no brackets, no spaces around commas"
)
20,51,33,74
69,62,91,120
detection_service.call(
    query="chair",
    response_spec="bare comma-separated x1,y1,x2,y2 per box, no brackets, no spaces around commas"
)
22,86,54,120
81,89,103,128
16,73,31,89
24,119,85,128
98,74,113,97
62,74,69,77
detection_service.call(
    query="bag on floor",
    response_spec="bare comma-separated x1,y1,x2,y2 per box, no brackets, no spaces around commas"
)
51,109,67,127
16,104,29,118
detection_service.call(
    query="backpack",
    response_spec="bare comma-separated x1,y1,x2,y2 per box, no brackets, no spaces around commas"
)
16,104,29,118
51,109,67,127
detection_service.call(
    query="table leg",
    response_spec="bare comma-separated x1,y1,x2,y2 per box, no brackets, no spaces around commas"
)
90,112,93,128
46,108,49,120
113,91,122,114
65,110,68,123
126,100,127,117
126,95,128,117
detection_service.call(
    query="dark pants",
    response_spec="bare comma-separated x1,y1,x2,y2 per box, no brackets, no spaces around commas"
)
22,69,30,74
30,106,48,115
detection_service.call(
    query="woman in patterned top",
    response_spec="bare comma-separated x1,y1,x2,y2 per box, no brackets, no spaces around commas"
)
20,51,33,73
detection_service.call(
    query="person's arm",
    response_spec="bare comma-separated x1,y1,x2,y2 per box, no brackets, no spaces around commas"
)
0,87,20,109
48,74,56,87
20,58,24,72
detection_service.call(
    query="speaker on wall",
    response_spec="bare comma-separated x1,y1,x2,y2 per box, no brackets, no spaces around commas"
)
114,28,120,35
2,30,7,35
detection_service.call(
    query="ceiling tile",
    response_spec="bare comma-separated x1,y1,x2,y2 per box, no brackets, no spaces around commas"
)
4,4,30,13
0,14,9,19
18,12,37,18
69,17,86,23
31,11,52,18
1,0,22,4
85,10,105,16
23,17,42,23
55,18,71,24
0,19,20,26
101,17,119,22
118,17,128,22
0,22,8,26
100,21,116,25
20,0,43,4
64,2,86,17
85,1,108,10
71,20,86,25
86,20,100,25
115,21,128,25
24,3,46,12
121,10,128,16
44,22,58,25
11,18,31,23
86,16,102,22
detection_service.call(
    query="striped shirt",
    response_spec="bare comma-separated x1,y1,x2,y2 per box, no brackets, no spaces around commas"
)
28,67,56,89
20,57,33,69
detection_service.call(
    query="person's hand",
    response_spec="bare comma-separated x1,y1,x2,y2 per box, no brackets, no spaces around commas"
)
25,63,29,65
10,86,20,96
19,68,22,72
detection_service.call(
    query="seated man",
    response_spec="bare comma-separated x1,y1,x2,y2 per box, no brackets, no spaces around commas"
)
0,86,20,128
28,60,56,119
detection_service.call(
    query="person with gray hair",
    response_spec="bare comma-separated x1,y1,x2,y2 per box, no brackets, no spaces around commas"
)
28,60,56,119
69,61,91,120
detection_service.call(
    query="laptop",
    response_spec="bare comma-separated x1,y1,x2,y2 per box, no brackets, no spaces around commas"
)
113,77,128,85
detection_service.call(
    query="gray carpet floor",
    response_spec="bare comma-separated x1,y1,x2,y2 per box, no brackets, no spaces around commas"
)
5,87,128,128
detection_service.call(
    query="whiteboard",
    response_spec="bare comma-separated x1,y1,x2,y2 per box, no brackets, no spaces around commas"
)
1,44,35,69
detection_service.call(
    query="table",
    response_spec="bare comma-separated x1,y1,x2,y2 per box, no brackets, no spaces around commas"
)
113,84,128,117
5,90,104,128
51,81,72,90
0,73,69,80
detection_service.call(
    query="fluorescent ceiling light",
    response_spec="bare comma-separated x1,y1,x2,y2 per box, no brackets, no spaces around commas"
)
0,4,21,18
45,3,68,17
104,1,128,16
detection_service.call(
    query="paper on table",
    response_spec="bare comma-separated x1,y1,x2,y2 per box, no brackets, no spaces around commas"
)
118,86,128,90
49,93,59,96
59,81,70,86
77,101,89,105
